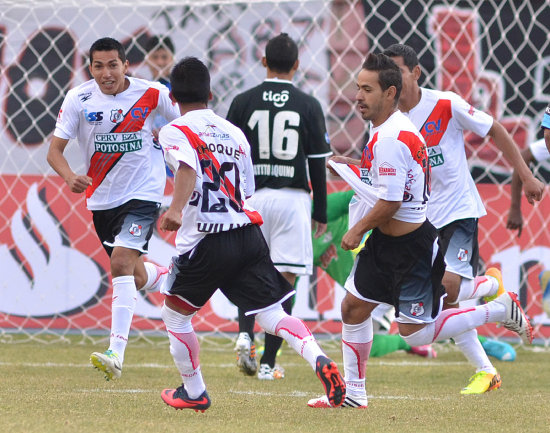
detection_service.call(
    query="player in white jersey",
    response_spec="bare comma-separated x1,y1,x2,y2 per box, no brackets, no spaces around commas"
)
156,57,345,411
307,53,532,409
507,138,550,236
383,43,544,395
47,37,180,380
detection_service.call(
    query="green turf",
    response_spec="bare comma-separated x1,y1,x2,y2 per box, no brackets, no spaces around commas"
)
1,338,548,433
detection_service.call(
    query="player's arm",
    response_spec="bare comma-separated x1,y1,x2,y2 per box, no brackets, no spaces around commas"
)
160,161,196,232
487,120,544,204
309,156,328,237
327,155,360,177
342,199,400,250
506,147,535,237
47,136,92,193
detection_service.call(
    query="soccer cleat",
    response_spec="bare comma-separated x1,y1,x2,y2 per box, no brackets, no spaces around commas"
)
460,371,502,395
540,271,550,317
481,339,516,362
407,344,437,358
493,291,533,344
315,355,346,407
161,385,211,412
483,267,506,303
90,350,122,381
307,394,367,409
235,332,258,376
257,363,285,380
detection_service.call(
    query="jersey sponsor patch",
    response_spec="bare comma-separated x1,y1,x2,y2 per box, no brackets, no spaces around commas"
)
427,144,445,167
94,132,143,153
378,162,396,176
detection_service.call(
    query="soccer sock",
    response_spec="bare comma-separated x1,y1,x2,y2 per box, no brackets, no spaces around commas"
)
453,329,496,374
402,302,506,347
109,275,137,363
260,297,292,367
161,304,205,399
140,262,167,293
256,307,324,370
370,334,411,357
342,319,373,397
471,274,499,299
238,308,256,342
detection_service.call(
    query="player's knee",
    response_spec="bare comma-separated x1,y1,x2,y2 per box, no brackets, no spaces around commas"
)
256,305,287,334
341,294,372,324
161,303,193,331
400,324,433,346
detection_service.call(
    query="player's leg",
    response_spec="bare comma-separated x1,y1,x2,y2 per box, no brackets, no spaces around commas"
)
235,307,258,376
159,296,210,412
89,200,160,380
437,219,502,393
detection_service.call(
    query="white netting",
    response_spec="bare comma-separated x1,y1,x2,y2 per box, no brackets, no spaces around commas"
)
1,0,549,344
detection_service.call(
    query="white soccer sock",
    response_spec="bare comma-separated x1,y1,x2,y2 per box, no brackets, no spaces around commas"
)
161,304,205,399
453,329,496,374
342,319,373,397
402,302,507,347
471,274,499,299
140,262,167,293
109,275,137,363
256,307,325,369
455,278,476,303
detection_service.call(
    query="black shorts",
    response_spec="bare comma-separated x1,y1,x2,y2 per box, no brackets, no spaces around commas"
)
92,199,160,256
437,218,479,279
164,224,294,313
353,220,446,321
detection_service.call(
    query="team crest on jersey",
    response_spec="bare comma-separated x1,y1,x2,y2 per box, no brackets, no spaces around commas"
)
128,223,142,237
110,109,124,123
457,248,469,262
410,302,425,317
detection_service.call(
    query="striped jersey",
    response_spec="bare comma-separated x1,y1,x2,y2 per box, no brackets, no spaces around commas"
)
357,110,430,223
54,76,180,210
159,108,262,254
403,88,493,228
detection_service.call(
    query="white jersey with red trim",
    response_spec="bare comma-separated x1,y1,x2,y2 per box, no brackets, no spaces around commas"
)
403,87,493,228
159,108,262,254
54,76,180,210
357,110,430,223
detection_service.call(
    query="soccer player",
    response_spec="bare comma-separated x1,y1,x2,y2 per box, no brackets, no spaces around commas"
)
157,56,345,411
307,52,532,409
226,33,332,380
507,138,549,236
382,43,544,394
47,37,180,380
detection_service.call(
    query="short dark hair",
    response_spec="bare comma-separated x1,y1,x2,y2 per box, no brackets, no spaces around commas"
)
170,57,210,104
382,44,419,71
146,35,175,54
362,52,402,102
89,37,126,63
265,33,298,73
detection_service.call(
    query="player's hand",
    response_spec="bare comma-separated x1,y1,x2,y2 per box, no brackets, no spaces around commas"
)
312,220,327,238
160,208,182,232
66,174,92,193
327,155,354,177
506,207,523,237
522,176,544,204
341,227,363,251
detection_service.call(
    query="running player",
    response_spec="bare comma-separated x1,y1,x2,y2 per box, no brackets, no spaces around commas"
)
383,43,543,394
226,33,331,380
47,37,180,380
157,56,345,411
307,52,532,409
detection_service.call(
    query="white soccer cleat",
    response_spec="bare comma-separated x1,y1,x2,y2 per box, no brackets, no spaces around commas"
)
90,350,122,381
493,292,533,344
257,363,284,380
307,394,368,409
234,332,258,376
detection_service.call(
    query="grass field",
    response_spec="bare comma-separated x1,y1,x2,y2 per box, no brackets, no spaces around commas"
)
1,337,549,433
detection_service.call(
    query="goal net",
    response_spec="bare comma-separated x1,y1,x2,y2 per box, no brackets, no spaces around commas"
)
1,0,549,346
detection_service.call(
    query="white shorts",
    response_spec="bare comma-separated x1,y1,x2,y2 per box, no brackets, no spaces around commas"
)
248,188,313,275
